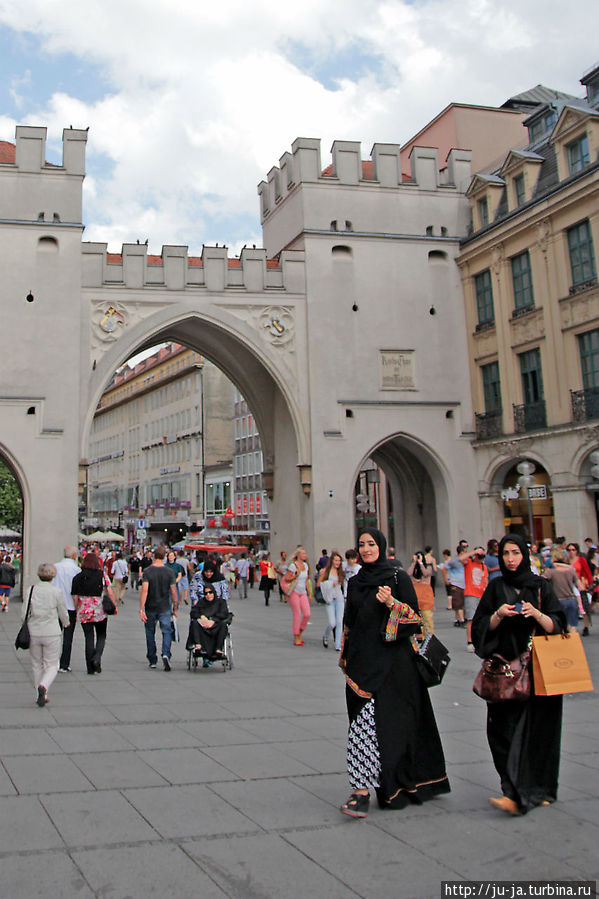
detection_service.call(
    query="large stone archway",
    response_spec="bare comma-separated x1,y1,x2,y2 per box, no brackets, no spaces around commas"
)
82,306,311,556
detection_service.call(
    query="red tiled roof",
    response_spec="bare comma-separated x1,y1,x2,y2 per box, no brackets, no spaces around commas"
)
100,251,281,270
321,160,375,179
0,141,16,164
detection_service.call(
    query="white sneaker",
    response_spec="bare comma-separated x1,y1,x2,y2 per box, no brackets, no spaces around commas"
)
466,643,475,652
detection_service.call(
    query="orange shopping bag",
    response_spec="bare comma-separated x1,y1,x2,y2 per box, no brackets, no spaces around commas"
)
532,632,594,696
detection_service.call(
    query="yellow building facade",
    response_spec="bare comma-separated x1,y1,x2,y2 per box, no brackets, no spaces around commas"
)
458,64,599,543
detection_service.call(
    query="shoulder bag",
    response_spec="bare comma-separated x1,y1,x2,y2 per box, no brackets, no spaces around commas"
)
101,574,117,615
15,587,34,650
414,632,451,687
281,568,298,597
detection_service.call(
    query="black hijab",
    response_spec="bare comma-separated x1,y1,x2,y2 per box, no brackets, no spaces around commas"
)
353,528,397,587
202,560,224,583
498,533,542,590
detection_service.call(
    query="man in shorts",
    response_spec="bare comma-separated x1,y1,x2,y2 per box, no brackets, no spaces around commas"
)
139,546,178,671
445,541,468,628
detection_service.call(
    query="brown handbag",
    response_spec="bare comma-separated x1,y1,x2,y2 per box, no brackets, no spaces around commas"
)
473,646,532,702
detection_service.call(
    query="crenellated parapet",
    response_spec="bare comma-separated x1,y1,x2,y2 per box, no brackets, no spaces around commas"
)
81,242,305,293
0,125,88,225
258,137,473,222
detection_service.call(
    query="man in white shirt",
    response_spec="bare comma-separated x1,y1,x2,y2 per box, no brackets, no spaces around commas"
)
111,553,129,605
52,545,81,673
236,554,250,599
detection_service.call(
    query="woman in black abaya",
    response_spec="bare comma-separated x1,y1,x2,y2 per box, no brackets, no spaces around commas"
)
339,528,450,818
471,534,566,816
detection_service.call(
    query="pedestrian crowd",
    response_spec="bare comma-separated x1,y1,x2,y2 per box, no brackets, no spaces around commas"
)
12,528,596,826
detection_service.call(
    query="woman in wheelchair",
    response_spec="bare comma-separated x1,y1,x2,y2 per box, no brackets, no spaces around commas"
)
187,585,229,660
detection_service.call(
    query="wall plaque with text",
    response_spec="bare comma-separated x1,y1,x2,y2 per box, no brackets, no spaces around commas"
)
380,350,415,390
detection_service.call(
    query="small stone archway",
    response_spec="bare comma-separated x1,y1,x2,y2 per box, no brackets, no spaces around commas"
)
487,455,555,543
0,445,27,596
81,307,311,556
573,443,599,538
352,433,452,562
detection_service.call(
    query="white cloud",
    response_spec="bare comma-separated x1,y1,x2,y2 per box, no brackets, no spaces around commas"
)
0,0,597,254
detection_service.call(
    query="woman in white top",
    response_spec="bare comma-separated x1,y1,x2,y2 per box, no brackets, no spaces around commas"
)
282,546,312,645
23,563,70,707
317,550,345,650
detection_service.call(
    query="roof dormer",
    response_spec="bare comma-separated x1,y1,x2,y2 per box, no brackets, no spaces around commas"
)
466,173,505,231
499,149,543,210
551,104,599,182
580,62,599,111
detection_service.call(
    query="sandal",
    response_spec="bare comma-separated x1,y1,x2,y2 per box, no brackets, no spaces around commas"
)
340,792,370,818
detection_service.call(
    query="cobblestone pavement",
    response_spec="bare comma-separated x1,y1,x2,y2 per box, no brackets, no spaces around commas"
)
0,585,597,898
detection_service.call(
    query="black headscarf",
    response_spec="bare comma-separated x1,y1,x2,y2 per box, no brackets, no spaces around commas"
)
202,559,224,583
353,528,397,587
498,533,542,590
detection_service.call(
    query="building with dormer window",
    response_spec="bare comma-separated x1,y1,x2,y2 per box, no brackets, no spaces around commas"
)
458,66,599,542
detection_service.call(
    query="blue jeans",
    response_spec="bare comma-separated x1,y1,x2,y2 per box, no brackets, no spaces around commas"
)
144,609,172,663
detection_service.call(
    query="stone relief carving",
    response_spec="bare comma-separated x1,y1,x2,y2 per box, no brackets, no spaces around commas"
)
510,310,545,346
91,301,128,344
491,242,504,276
257,306,295,348
535,218,551,255
561,293,599,330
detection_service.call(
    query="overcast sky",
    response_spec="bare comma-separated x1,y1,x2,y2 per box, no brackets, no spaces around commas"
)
0,1,596,256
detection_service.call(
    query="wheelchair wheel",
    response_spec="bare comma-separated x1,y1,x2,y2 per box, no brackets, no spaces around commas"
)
224,633,234,670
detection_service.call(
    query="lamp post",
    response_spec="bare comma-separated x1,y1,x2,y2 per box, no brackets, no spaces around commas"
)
516,460,536,542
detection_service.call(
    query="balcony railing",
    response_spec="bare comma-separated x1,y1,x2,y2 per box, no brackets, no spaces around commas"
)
571,387,599,422
513,400,547,433
569,276,597,297
475,410,503,440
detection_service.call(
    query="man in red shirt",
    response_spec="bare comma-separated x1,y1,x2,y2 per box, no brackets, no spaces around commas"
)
567,542,592,636
461,545,489,651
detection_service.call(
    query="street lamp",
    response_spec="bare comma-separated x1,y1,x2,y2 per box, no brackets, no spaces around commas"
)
516,460,536,541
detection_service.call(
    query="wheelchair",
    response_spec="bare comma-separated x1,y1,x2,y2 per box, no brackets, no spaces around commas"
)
186,612,234,672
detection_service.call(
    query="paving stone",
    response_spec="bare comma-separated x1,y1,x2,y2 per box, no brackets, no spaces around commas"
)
112,722,201,749
42,790,158,847
286,823,457,899
0,728,62,755
178,719,264,745
72,843,227,898
184,832,358,899
211,778,342,829
48,724,135,753
123,784,258,839
138,747,238,784
70,751,170,789
201,742,314,780
0,796,64,851
270,738,344,774
3,754,95,794
0,850,94,898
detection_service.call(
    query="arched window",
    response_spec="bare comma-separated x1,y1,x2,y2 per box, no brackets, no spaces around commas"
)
428,250,448,264
332,245,352,257
37,236,58,253
426,225,434,237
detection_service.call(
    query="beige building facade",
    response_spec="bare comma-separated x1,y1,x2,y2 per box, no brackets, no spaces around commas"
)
87,343,234,543
459,64,599,542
